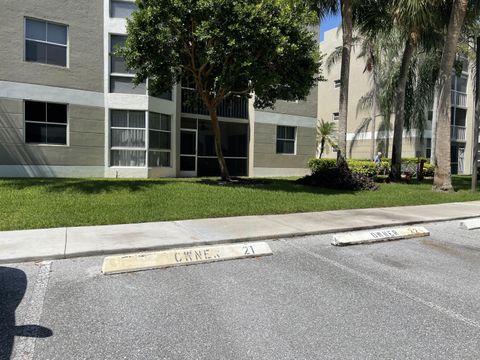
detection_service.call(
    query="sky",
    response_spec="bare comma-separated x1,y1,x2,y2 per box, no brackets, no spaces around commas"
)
320,13,341,42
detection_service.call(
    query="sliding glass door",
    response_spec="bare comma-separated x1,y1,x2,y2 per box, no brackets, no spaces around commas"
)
180,129,197,177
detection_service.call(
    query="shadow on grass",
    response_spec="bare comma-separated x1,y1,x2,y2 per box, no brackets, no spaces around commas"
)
413,176,479,192
198,177,361,195
0,178,168,194
0,177,361,196
3,176,474,196
452,176,479,191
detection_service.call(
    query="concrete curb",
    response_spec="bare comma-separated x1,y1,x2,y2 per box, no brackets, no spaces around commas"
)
331,226,430,246
1,201,480,264
460,218,480,230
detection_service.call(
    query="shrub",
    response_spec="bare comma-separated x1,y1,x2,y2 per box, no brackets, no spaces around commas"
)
299,159,378,191
423,163,435,177
309,158,388,177
308,158,336,173
348,160,385,177
308,157,434,178
401,157,428,164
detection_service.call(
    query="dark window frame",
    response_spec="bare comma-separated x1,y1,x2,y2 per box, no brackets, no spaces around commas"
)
109,34,148,95
110,0,137,18
24,100,68,145
276,125,296,155
148,112,172,168
24,17,68,67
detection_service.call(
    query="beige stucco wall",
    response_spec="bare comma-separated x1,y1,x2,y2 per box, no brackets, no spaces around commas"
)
319,28,372,134
346,137,420,160
0,98,104,167
318,28,429,162
253,123,315,170
1,0,104,92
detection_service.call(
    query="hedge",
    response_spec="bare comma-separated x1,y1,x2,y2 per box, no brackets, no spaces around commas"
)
308,158,434,178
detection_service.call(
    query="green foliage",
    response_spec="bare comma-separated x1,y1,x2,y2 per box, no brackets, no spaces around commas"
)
401,157,428,165
316,119,337,158
299,160,379,191
0,176,478,230
121,0,321,109
348,160,387,177
423,162,435,177
308,158,336,173
309,157,434,177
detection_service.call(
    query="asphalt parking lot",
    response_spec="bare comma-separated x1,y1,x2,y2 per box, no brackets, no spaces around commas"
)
1,220,480,360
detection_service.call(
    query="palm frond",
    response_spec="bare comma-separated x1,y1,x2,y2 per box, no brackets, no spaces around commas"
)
325,46,342,73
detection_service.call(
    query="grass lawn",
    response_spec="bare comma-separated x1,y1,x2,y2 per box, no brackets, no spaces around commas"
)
0,176,479,231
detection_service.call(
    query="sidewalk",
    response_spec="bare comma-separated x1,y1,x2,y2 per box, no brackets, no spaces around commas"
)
1,201,480,264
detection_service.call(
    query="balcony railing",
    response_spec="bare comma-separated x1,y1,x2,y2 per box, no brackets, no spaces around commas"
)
451,125,466,142
451,91,467,108
181,88,249,119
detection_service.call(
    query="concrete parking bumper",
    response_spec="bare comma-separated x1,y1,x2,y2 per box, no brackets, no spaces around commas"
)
0,201,479,264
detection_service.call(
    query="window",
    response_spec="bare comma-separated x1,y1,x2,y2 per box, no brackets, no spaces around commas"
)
25,101,67,145
110,35,146,94
149,112,171,167
276,126,296,154
110,1,136,18
334,79,341,88
25,18,67,67
426,138,432,159
110,110,146,166
149,86,173,101
453,108,467,127
456,76,468,93
333,112,340,121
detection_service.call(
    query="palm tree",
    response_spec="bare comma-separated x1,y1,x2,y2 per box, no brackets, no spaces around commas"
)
387,0,442,181
352,30,437,160
335,0,354,164
355,35,390,159
309,0,350,163
316,119,337,158
433,0,470,192
325,34,379,159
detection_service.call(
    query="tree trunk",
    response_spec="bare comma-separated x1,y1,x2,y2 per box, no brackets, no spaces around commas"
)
473,36,480,192
371,71,378,160
433,0,468,192
337,0,353,164
390,35,415,181
430,83,439,163
385,117,390,158
206,104,230,181
320,138,325,159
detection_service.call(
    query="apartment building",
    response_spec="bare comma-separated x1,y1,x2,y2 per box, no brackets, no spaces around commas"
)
319,27,479,175
0,0,318,178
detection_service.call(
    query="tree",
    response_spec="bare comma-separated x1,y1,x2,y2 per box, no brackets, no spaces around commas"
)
316,119,337,158
387,0,443,181
433,0,470,191
122,0,320,180
337,0,354,163
328,27,435,160
308,0,352,163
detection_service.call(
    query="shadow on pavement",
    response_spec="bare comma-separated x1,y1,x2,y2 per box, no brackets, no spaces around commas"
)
0,267,52,360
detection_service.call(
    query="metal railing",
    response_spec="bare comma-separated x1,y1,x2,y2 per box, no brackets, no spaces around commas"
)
451,125,466,142
451,91,467,108
181,88,248,119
